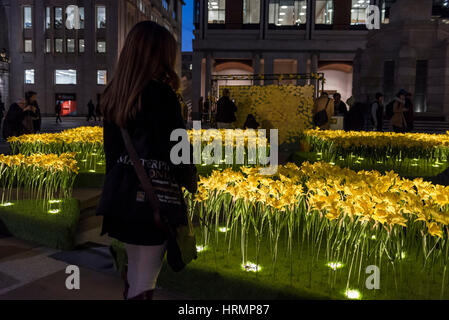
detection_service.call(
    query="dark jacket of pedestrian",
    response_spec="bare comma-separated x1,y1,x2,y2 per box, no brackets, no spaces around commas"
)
31,102,41,133
216,96,237,123
2,103,28,139
404,96,414,132
55,102,62,115
88,101,95,115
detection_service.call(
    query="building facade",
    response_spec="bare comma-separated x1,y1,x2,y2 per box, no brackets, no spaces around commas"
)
191,0,449,120
353,0,449,116
0,0,182,115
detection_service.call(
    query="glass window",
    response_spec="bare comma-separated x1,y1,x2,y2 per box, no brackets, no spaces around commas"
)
208,0,225,24
97,40,106,53
381,0,395,24
243,0,260,24
24,39,33,53
45,38,51,53
79,39,85,53
97,6,106,29
24,6,32,29
269,0,307,26
66,6,83,29
54,7,63,29
79,7,85,29
55,38,63,53
45,7,51,29
351,0,371,25
55,70,77,85
25,69,35,84
67,39,75,53
163,0,169,11
97,70,107,85
316,0,334,24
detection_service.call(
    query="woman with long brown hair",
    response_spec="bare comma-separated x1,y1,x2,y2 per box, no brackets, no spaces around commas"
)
97,21,197,300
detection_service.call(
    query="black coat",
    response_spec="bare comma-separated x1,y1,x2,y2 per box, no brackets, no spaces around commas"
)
216,96,237,123
2,103,27,139
97,81,197,246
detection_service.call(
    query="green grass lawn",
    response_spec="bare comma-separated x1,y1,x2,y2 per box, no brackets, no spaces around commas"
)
0,198,80,250
112,226,449,300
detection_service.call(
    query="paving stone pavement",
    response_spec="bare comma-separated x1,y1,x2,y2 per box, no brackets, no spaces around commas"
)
0,117,191,300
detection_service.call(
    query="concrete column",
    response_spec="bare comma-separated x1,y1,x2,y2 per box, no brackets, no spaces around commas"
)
264,55,274,85
191,52,203,121
395,45,417,95
205,53,213,100
311,52,319,95
296,53,308,86
253,53,261,85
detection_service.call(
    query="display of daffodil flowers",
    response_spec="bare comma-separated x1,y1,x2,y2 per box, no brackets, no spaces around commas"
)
302,129,449,175
8,127,105,173
0,153,78,204
218,85,314,144
187,161,449,296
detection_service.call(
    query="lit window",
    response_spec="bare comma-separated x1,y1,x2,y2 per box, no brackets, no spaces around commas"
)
79,39,85,53
243,0,260,24
24,6,32,29
351,0,370,25
316,0,334,24
54,7,63,29
66,6,84,29
381,0,394,24
55,70,77,85
163,0,169,10
45,38,51,53
55,38,63,53
208,0,225,24
97,41,106,53
25,69,35,84
97,6,106,29
45,7,51,29
97,70,107,85
24,39,33,53
67,39,75,53
269,0,307,26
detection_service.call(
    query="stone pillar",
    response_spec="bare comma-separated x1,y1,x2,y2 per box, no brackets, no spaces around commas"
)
226,0,243,29
311,52,319,95
264,55,274,85
395,45,417,95
296,53,308,86
389,0,433,23
191,52,203,121
333,0,351,30
205,53,213,100
253,53,261,85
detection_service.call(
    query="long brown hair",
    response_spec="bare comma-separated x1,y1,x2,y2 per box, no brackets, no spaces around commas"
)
100,21,179,127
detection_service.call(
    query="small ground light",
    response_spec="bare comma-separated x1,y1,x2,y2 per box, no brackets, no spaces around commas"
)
48,200,62,204
219,227,229,233
81,159,87,162
371,235,376,240
326,262,343,271
88,170,96,173
48,209,60,214
401,251,406,259
196,245,206,252
345,289,361,300
1,202,14,207
242,262,261,272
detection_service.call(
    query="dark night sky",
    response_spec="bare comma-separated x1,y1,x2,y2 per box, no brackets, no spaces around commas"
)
182,0,194,52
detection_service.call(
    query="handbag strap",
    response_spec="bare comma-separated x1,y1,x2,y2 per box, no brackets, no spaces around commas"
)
120,128,164,230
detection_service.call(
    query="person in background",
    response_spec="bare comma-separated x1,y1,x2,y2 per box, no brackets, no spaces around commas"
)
23,91,39,134
198,97,204,120
313,92,334,130
87,99,96,121
404,92,415,132
55,100,62,123
345,102,365,131
333,93,347,116
346,96,355,110
391,90,408,133
216,89,237,129
2,96,36,139
96,100,102,122
0,93,5,134
371,92,384,132
202,97,210,123
243,114,259,129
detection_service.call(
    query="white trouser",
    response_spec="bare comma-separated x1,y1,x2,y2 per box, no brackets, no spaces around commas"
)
125,242,167,299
